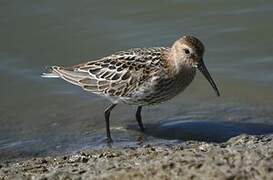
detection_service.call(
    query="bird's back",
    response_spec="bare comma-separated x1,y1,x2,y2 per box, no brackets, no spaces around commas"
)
42,47,174,104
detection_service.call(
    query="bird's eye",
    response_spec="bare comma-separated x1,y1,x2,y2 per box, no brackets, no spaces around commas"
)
183,48,190,54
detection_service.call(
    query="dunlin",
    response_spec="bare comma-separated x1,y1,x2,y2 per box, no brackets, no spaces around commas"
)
42,35,220,142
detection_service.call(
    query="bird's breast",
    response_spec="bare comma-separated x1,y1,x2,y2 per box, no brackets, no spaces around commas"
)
123,67,196,105
152,67,196,100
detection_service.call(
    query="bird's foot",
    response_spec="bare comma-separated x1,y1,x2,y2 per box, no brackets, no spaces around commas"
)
104,137,113,144
139,126,145,132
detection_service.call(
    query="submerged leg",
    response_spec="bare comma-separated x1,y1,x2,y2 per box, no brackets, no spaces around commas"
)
136,106,145,132
104,103,117,143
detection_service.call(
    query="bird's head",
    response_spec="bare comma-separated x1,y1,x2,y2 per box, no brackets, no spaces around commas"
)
170,35,220,96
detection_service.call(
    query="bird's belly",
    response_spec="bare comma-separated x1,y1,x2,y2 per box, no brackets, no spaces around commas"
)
122,70,196,105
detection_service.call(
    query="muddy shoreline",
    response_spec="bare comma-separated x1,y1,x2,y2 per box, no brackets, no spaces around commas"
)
0,134,273,179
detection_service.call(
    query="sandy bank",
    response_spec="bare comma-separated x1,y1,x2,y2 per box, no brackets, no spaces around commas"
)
0,134,273,179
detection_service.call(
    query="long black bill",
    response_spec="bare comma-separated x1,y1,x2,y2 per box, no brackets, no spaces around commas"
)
198,59,220,97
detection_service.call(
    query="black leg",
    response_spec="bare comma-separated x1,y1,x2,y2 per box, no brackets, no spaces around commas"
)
136,106,145,132
104,103,117,143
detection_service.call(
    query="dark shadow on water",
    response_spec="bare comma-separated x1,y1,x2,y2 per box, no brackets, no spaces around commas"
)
128,119,273,143
2,119,273,163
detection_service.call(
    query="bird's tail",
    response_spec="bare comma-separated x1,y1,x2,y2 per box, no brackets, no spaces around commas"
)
41,66,61,78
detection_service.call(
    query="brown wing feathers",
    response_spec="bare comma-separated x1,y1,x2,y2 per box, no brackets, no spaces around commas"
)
48,47,167,97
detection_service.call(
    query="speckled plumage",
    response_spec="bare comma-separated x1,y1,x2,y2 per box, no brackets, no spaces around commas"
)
43,46,196,105
42,35,220,142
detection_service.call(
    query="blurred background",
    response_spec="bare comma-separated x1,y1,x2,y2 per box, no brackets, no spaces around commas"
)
1,0,273,161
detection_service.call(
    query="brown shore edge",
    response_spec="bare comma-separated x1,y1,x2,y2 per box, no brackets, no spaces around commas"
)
0,134,273,179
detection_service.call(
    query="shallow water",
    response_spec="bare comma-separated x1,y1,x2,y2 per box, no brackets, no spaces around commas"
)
1,0,273,161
